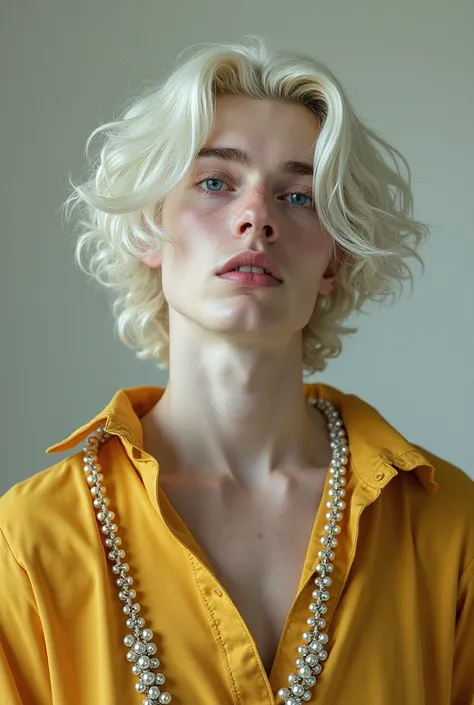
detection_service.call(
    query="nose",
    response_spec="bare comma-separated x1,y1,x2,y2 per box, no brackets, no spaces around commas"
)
232,187,278,243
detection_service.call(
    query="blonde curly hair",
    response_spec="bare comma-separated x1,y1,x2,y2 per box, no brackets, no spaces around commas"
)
63,35,428,376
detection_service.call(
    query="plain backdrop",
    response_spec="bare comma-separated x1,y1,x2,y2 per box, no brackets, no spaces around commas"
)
1,0,473,495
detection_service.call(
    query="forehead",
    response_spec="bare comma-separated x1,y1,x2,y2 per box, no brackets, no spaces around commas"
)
204,94,321,162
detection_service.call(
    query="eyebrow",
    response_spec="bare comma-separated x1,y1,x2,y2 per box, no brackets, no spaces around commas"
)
195,147,314,176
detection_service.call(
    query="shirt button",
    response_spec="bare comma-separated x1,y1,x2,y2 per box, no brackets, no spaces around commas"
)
375,472,385,481
214,588,223,597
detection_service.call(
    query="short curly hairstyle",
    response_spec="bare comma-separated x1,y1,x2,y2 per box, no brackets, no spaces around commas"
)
63,35,428,376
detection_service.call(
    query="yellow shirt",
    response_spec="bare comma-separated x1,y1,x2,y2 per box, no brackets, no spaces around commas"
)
1,383,473,705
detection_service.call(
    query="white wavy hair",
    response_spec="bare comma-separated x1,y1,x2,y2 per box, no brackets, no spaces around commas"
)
63,35,429,376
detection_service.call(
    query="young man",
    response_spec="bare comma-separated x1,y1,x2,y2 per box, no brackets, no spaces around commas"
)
1,38,473,705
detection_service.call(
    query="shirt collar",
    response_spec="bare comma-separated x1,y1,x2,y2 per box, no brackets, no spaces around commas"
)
46,383,437,494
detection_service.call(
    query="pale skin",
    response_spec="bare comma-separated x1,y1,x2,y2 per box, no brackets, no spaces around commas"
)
140,94,340,674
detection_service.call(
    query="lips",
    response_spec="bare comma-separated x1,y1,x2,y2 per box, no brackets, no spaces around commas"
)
217,251,283,282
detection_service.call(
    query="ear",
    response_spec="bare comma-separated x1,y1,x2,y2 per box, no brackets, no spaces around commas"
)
318,271,337,295
141,250,162,269
139,207,163,269
318,246,347,295
317,258,338,295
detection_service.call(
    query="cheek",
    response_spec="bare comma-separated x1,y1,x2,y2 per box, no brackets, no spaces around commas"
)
164,205,223,256
291,220,332,265
295,228,333,294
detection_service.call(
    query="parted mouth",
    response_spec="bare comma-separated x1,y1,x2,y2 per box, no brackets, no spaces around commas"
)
217,250,283,282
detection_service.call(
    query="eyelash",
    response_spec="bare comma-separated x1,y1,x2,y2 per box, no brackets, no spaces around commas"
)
194,176,314,209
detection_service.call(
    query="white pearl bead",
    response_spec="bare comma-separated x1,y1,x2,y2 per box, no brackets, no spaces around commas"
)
277,688,290,699
291,683,305,697
141,671,155,685
298,665,311,678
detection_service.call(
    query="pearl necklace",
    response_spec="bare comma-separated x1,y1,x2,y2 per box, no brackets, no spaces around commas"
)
82,397,349,704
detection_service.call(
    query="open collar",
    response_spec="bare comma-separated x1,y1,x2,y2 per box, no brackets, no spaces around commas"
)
46,383,437,494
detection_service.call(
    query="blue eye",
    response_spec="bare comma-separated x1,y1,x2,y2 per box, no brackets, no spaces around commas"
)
285,192,313,208
199,178,226,192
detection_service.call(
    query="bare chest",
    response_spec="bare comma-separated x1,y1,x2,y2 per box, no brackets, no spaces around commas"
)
159,473,326,675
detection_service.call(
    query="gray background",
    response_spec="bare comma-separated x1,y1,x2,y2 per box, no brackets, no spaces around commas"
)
2,0,473,494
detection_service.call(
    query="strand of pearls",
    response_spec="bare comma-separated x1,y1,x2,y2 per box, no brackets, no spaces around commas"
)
82,396,349,705
84,430,172,704
276,397,349,704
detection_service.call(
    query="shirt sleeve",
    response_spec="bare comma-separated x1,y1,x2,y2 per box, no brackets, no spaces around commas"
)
452,556,474,705
0,528,52,705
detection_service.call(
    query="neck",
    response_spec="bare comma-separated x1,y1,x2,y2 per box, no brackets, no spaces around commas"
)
141,327,331,490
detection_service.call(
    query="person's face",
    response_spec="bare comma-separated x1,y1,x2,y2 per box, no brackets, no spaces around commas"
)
143,94,338,348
